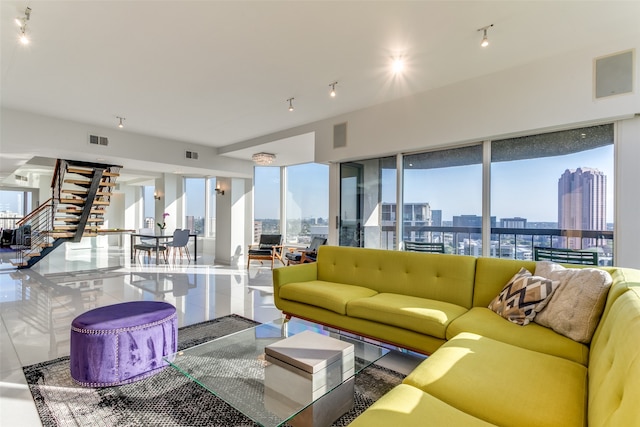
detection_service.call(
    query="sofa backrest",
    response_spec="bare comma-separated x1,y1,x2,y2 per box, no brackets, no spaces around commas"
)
316,246,477,308
473,257,537,307
588,271,640,427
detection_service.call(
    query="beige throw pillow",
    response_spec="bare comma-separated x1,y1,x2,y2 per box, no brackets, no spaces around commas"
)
534,261,612,343
488,268,559,326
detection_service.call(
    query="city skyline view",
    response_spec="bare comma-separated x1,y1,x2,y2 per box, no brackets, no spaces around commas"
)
1,143,613,229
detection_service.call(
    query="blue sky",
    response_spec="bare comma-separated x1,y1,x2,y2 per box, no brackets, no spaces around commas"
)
399,145,614,223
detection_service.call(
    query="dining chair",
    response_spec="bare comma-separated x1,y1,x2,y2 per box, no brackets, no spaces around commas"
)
165,229,191,262
134,227,167,262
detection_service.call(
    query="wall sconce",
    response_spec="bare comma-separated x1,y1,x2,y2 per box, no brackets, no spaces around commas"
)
215,184,225,196
154,191,161,200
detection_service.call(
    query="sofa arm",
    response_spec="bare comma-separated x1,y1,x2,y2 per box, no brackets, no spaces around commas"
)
272,262,318,293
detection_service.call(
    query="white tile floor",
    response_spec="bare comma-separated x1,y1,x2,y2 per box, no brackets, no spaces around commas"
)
0,243,423,426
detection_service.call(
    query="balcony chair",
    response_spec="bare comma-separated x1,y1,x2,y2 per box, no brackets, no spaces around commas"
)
247,234,284,269
403,241,445,253
165,229,191,262
285,237,327,265
0,229,14,248
533,246,599,265
134,227,167,263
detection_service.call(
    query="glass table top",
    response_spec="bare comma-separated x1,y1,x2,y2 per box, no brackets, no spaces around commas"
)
164,318,389,427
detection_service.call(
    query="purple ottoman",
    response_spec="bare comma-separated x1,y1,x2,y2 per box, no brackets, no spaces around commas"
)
70,301,178,387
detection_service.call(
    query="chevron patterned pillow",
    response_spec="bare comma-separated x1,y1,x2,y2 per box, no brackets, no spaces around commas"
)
488,268,560,326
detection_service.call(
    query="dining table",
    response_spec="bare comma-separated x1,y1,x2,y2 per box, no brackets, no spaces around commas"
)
130,232,198,265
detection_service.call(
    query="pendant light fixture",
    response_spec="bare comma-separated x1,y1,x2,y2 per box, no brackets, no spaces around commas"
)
287,98,295,112
252,152,276,165
117,116,125,128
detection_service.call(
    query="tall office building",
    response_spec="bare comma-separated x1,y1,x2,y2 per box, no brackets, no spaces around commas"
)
558,167,606,249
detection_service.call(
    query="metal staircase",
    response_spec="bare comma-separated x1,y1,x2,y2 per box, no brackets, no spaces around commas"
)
11,159,122,268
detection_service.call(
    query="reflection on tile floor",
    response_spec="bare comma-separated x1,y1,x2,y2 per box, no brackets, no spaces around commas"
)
0,243,281,426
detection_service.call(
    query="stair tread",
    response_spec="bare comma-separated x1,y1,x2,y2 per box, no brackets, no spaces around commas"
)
57,208,105,214
61,189,111,195
57,218,104,222
64,179,116,187
60,198,110,205
67,167,119,178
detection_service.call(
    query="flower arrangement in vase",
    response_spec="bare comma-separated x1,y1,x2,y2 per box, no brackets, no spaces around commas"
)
157,213,169,235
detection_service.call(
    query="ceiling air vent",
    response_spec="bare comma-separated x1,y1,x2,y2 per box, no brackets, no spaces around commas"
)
14,174,28,182
185,150,199,160
89,134,109,146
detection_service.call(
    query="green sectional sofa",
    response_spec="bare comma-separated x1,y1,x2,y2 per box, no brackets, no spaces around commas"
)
272,246,640,427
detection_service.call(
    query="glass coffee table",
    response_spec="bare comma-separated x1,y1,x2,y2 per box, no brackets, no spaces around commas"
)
164,317,389,427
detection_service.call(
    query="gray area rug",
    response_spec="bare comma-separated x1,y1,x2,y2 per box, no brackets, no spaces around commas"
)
23,314,404,426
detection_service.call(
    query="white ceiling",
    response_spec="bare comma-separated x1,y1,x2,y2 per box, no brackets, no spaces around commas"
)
1,1,639,178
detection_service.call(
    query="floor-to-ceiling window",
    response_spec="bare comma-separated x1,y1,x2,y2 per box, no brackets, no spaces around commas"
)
285,163,329,245
491,124,614,263
0,189,33,229
184,177,205,235
340,157,396,249
341,124,614,261
254,167,281,242
403,145,483,255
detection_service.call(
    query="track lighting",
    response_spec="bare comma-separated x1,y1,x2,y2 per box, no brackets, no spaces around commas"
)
117,116,125,128
478,24,494,48
287,97,294,112
329,82,337,98
16,7,32,45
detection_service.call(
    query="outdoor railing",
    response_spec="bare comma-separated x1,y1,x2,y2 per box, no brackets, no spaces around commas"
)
378,225,614,264
0,215,23,230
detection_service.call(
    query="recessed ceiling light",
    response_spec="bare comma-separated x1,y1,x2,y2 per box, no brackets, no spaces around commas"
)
392,58,404,74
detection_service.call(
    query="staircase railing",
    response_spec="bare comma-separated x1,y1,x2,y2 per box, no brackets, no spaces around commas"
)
13,198,54,265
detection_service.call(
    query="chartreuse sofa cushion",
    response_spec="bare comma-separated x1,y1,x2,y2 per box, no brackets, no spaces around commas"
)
315,247,477,308
278,280,376,315
347,293,468,339
348,384,497,427
404,332,587,427
447,307,590,365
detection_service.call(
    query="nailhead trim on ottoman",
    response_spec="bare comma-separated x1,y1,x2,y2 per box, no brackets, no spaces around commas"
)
70,301,178,387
